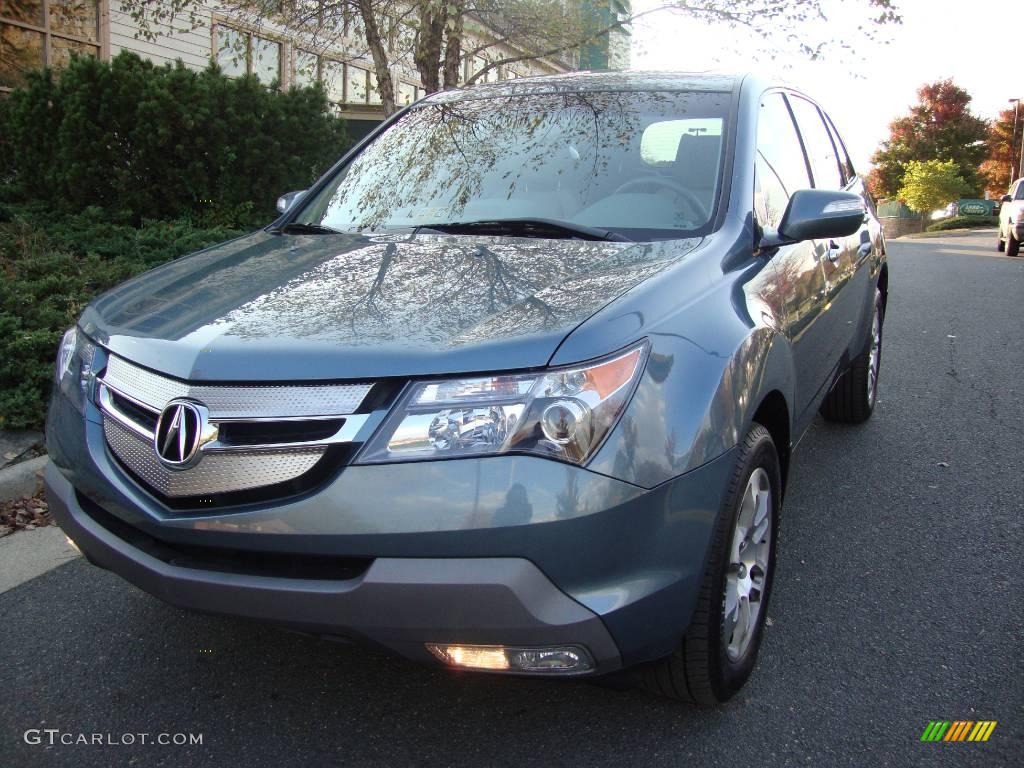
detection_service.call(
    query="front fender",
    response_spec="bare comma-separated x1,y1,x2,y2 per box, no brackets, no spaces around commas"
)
586,261,795,489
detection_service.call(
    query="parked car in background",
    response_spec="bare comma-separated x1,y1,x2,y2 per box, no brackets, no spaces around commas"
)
46,72,887,705
997,178,1024,255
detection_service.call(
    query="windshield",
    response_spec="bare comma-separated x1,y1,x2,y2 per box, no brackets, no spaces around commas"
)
295,90,731,240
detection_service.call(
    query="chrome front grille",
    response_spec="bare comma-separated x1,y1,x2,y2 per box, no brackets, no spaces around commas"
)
103,418,326,497
97,355,374,500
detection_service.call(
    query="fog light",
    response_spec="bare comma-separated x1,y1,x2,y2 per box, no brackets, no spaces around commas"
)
426,643,594,674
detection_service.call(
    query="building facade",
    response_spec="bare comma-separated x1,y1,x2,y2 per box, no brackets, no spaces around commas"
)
1,0,576,135
578,0,630,72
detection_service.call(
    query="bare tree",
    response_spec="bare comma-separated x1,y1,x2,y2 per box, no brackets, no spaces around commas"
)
119,0,901,116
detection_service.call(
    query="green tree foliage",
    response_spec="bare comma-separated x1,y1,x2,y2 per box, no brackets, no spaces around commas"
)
0,52,349,227
897,159,968,218
867,80,988,200
980,106,1020,198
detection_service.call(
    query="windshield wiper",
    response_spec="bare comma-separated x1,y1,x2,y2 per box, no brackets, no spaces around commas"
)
276,221,343,235
416,217,631,242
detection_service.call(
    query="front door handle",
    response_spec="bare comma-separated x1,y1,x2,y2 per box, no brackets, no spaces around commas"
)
857,242,873,259
825,240,842,264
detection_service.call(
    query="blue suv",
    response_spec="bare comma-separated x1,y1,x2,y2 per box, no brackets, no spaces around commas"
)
46,72,887,703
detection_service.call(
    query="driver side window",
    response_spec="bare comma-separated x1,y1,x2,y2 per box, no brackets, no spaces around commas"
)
754,93,810,229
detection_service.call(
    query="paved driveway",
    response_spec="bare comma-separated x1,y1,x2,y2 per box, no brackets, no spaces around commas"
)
1,230,1021,767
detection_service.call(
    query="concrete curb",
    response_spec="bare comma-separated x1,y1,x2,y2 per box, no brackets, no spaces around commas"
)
0,456,49,503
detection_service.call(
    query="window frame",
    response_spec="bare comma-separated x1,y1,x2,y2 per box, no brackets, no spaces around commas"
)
821,111,857,187
786,93,846,192
753,89,813,231
1,0,107,94
213,22,283,87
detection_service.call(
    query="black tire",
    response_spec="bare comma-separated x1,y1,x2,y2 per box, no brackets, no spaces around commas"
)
997,228,1006,252
641,424,780,705
820,288,883,424
1009,231,1021,257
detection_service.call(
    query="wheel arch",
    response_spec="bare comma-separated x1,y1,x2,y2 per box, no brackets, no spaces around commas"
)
750,390,791,497
877,262,889,317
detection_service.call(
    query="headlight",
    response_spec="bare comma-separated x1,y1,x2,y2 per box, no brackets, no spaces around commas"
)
55,327,97,413
357,342,647,466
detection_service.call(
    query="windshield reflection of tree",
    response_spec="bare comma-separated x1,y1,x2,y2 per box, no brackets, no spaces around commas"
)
306,91,699,232
214,234,700,345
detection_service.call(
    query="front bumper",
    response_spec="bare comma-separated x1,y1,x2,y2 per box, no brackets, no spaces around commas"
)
46,388,737,672
47,463,620,671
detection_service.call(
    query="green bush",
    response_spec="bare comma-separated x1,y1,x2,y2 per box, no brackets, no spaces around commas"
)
0,52,349,228
0,207,243,430
926,215,999,232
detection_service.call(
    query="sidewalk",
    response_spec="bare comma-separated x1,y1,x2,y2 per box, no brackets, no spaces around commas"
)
0,525,80,594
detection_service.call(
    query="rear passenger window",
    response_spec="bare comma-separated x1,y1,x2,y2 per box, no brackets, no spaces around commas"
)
788,96,844,191
755,93,810,228
823,113,856,185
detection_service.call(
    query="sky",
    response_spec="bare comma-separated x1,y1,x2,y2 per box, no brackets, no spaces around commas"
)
630,0,1024,170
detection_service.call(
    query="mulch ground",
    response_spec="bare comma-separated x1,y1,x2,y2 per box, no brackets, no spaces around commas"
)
0,493,52,538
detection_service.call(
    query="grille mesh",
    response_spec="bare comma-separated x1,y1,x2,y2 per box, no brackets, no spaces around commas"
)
103,355,372,418
103,417,326,498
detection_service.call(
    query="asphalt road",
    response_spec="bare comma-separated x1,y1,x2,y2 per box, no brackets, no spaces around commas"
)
1,229,1022,768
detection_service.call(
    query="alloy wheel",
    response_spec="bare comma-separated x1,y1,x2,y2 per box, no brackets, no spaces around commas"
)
867,305,881,405
724,467,772,661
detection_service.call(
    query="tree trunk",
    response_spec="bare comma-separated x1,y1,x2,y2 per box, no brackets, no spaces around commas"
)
442,0,465,89
413,0,446,94
357,0,397,116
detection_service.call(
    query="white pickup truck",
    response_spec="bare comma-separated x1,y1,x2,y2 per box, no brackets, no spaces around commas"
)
997,178,1024,256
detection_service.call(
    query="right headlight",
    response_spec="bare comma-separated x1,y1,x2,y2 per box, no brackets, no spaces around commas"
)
357,342,648,467
55,326,97,413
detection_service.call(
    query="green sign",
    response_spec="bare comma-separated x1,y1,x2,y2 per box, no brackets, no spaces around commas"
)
958,199,993,216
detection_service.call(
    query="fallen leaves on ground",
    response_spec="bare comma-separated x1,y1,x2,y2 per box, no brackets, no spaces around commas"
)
0,493,51,538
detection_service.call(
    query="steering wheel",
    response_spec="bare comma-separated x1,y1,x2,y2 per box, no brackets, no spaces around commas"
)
613,176,708,223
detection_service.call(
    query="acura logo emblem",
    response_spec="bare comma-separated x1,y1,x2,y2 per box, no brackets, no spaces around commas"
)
154,400,214,467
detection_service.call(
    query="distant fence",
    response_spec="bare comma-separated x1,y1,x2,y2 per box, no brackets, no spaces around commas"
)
877,200,923,238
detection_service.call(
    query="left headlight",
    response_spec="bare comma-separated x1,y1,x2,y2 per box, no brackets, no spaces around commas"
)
357,342,647,466
55,327,97,413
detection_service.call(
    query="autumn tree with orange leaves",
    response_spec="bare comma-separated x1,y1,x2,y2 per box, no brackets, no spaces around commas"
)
867,80,988,201
979,107,1021,198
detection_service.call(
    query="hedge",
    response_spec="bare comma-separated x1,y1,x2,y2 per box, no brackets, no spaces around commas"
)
0,53,353,430
0,52,349,228
926,215,999,232
0,206,245,430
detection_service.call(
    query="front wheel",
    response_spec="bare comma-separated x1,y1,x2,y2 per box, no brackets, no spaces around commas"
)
997,227,1006,252
641,424,780,705
820,287,883,423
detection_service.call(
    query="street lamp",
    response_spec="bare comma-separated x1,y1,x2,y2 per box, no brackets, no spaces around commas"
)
1012,98,1024,185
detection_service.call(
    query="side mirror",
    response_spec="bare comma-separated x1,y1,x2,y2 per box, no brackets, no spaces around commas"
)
1001,194,1012,204
760,189,865,248
276,189,307,214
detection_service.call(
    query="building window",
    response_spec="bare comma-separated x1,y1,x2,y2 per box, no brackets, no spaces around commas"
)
398,81,417,106
293,49,318,88
1,0,102,92
293,53,384,108
346,63,368,103
215,25,281,86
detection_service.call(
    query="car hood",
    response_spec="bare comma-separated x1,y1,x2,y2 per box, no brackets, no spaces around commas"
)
81,230,700,381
